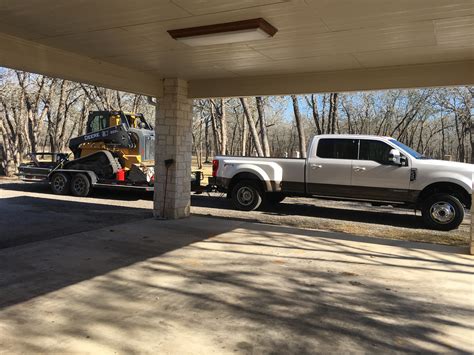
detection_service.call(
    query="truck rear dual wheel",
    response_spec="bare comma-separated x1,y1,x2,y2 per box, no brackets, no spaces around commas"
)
231,180,263,211
421,193,464,231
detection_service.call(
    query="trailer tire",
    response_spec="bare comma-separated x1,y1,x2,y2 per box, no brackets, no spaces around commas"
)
71,173,91,197
50,172,70,195
231,180,263,211
421,193,464,231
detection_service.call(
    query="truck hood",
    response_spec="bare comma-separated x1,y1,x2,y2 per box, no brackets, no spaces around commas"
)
415,159,474,173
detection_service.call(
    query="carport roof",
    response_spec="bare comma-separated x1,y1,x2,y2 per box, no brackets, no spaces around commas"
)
0,0,473,97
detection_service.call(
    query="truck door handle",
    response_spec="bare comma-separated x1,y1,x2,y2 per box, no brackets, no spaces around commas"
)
310,164,322,169
353,167,366,172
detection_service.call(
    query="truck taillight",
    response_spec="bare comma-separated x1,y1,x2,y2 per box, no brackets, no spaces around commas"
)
212,159,219,177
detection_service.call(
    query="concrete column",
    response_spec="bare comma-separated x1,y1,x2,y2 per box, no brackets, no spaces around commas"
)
471,124,473,255
153,78,193,219
471,187,473,255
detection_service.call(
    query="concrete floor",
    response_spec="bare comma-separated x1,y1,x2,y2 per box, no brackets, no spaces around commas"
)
0,181,152,248
1,214,473,353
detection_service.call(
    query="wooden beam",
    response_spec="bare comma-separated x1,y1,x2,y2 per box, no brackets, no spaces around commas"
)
188,61,474,98
0,32,162,97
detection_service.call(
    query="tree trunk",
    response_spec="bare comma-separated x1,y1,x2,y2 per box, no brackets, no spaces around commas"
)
329,93,339,134
469,119,474,164
209,100,222,155
204,117,210,163
306,94,322,135
240,97,264,157
241,112,247,156
256,97,271,156
197,117,203,169
219,99,227,155
291,95,307,158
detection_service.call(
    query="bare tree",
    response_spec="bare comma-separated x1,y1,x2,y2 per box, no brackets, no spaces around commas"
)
256,97,271,156
291,95,307,158
306,94,323,134
240,97,264,157
328,93,338,134
219,99,228,155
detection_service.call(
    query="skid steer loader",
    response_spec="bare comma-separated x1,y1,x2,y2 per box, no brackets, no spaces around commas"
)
18,110,203,196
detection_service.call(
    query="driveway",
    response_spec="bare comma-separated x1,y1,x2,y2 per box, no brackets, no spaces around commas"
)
0,215,472,353
1,179,469,248
0,180,152,248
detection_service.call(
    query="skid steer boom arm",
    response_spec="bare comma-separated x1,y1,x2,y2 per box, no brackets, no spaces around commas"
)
69,124,133,157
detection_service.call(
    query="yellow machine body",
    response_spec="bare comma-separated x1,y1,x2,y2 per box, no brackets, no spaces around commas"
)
77,112,149,170
79,144,141,170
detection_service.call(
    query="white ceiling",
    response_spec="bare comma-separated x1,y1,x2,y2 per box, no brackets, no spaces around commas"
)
0,0,472,81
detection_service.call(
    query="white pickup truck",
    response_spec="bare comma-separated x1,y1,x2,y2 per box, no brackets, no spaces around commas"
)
212,134,473,231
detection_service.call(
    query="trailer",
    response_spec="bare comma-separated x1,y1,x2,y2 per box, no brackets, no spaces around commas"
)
17,110,206,196
18,152,205,196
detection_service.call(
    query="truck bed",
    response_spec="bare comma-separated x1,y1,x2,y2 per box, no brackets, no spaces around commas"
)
214,155,306,193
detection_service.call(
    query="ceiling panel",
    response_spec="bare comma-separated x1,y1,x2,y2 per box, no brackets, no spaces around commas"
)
435,16,474,47
355,46,474,68
170,0,289,15
37,29,159,59
144,64,237,79
121,1,328,46
105,44,269,72
307,0,474,31
0,0,190,38
0,0,472,82
249,22,437,60
218,53,362,76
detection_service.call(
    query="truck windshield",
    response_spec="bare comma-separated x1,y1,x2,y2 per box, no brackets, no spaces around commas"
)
389,139,427,159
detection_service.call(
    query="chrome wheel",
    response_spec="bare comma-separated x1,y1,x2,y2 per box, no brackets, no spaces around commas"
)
430,202,456,225
237,186,255,207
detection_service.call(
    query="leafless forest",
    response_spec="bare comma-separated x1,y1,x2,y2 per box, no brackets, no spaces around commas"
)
0,68,472,176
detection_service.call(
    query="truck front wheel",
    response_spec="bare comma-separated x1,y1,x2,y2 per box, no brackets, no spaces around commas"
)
421,193,464,231
231,180,263,211
50,172,70,195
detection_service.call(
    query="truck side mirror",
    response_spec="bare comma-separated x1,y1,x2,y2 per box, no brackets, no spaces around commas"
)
388,149,402,166
400,155,407,166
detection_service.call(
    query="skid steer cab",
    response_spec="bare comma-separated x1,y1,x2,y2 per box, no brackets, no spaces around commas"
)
18,110,204,196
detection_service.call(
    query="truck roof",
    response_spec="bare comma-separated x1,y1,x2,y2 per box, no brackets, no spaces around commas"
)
315,134,393,140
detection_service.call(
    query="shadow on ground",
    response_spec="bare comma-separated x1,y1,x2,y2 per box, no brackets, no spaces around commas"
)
0,195,152,248
0,182,153,201
1,181,424,229
0,217,472,353
191,194,426,229
1,181,468,247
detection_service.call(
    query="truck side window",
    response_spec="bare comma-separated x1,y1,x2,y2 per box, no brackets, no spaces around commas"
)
359,140,392,164
316,139,358,159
